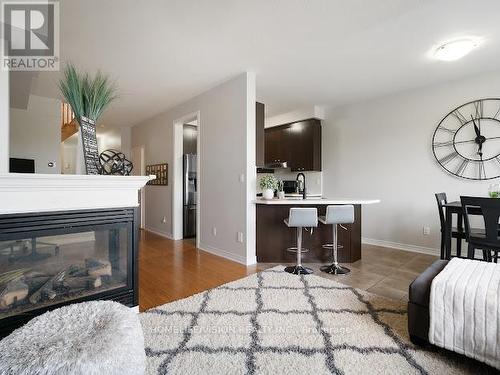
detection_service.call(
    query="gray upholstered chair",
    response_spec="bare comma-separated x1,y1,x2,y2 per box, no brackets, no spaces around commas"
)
320,205,354,275
284,207,318,275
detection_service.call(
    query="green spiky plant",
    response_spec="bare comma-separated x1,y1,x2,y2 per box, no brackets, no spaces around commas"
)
59,63,117,123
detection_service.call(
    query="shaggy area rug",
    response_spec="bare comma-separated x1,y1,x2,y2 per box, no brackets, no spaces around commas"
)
140,266,495,375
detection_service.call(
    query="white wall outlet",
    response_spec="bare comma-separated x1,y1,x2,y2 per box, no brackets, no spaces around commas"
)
423,226,430,236
237,231,244,243
212,227,217,236
239,173,245,183
162,216,167,224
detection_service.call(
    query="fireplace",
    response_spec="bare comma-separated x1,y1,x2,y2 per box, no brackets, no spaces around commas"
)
0,207,138,338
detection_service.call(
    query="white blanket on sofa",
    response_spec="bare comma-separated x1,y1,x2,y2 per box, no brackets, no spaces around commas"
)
429,257,500,369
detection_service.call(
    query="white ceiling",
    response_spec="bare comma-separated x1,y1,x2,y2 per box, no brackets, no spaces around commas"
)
24,0,500,128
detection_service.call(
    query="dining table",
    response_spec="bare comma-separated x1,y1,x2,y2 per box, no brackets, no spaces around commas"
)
442,201,482,259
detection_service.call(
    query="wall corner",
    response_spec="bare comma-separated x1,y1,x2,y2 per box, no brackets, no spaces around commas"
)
0,70,9,173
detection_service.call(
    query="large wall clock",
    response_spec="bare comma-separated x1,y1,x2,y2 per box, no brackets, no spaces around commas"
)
432,98,500,180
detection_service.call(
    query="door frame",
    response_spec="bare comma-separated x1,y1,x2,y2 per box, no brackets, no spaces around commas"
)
172,111,200,246
131,145,146,228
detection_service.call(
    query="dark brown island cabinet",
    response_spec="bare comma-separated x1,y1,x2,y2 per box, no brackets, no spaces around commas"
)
256,203,362,263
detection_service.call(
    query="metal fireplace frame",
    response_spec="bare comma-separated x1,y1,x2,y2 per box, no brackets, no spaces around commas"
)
0,207,139,338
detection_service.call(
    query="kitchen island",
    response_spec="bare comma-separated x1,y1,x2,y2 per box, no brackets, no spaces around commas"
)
255,198,380,263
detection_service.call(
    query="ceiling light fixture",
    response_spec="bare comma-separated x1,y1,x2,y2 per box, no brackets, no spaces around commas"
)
433,38,480,61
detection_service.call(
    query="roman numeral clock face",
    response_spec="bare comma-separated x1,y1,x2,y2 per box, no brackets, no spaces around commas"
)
433,98,500,180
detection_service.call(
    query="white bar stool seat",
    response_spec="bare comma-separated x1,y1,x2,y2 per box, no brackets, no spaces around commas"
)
284,207,318,275
320,205,354,275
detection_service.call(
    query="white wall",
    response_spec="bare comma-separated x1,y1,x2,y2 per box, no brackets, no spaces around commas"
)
10,95,60,174
96,127,122,152
132,73,256,264
266,105,325,128
322,70,500,254
61,133,77,174
120,126,132,158
0,70,8,173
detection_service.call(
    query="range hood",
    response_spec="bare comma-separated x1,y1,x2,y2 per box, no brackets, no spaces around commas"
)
264,161,288,169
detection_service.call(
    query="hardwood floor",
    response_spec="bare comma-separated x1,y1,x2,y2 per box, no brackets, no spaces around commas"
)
138,230,259,311
138,230,437,311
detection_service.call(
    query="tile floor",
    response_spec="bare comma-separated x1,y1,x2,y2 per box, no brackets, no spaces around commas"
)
261,244,438,302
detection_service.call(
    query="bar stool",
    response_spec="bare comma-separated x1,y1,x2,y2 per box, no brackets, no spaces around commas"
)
320,205,354,275
284,207,318,275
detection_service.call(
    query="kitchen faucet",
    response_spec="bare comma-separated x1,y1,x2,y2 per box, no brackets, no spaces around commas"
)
296,173,306,199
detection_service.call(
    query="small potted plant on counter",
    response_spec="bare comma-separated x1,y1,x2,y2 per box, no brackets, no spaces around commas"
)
260,175,278,200
277,180,285,199
489,183,500,198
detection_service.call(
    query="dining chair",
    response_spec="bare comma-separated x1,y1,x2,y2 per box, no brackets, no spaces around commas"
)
435,193,465,259
460,196,500,263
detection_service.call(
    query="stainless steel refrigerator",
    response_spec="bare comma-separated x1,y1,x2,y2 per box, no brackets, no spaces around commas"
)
183,154,197,238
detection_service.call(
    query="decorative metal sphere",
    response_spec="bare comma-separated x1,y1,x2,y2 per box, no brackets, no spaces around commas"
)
98,149,134,176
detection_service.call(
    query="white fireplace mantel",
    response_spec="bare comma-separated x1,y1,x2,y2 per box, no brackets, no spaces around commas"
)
0,173,154,214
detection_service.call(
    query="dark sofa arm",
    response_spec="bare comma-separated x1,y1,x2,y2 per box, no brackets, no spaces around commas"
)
407,259,449,344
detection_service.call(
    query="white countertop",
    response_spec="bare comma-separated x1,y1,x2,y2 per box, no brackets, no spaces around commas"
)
254,197,380,205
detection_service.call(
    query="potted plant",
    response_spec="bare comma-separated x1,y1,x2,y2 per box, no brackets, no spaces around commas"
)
59,63,117,174
277,180,285,199
489,184,500,198
260,175,278,200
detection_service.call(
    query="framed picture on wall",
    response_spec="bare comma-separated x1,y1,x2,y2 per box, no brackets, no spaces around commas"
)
146,163,168,185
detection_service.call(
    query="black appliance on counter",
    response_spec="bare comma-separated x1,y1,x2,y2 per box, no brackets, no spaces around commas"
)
282,180,299,194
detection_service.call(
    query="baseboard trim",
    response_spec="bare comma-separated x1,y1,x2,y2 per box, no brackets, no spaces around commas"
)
246,255,257,266
362,237,439,256
142,229,254,265
198,242,249,265
144,227,174,240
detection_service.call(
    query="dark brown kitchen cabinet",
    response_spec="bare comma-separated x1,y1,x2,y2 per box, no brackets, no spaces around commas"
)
264,118,321,171
256,102,265,166
288,119,321,171
264,125,289,165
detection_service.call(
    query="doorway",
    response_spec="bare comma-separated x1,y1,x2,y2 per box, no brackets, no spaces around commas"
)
172,112,200,246
182,123,198,240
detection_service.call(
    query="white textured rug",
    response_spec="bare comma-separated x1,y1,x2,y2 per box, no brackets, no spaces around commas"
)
140,266,495,375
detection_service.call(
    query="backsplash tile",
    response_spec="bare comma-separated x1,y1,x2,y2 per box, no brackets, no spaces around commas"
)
256,169,322,195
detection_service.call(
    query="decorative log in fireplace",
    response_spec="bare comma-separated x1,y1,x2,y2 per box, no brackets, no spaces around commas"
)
0,208,139,338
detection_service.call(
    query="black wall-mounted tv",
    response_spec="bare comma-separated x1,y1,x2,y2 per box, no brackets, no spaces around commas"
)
9,158,35,173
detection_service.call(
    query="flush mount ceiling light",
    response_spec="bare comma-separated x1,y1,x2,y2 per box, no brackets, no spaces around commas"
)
433,38,480,61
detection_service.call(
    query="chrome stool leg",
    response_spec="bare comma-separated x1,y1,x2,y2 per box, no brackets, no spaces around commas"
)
321,224,350,275
285,227,313,275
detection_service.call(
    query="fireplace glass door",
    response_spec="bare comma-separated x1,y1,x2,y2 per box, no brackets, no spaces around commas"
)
0,224,131,320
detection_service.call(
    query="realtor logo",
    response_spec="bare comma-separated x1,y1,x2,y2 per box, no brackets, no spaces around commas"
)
1,1,59,71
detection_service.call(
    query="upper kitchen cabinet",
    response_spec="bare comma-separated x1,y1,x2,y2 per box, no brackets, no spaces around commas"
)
256,102,265,166
264,125,289,166
264,119,321,171
288,119,321,172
